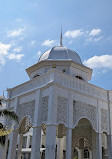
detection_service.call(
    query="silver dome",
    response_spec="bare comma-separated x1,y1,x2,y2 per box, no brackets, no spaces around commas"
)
38,46,82,65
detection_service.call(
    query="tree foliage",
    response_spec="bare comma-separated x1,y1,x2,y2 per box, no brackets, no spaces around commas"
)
0,97,18,146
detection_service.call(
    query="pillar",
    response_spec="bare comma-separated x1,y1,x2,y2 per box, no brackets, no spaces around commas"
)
107,91,112,159
89,150,92,159
30,89,41,159
57,138,64,159
91,129,97,159
107,135,112,159
30,126,41,159
26,135,30,148
78,149,84,159
45,125,56,159
79,138,84,159
66,128,72,159
96,133,102,159
7,131,18,159
7,97,18,159
17,134,23,159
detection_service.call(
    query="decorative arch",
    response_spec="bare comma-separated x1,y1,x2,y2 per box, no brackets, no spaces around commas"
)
73,101,97,132
73,117,97,132
17,115,32,134
74,137,92,150
56,123,66,138
72,119,92,150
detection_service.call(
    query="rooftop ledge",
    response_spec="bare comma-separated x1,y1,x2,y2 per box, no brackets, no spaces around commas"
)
7,68,112,101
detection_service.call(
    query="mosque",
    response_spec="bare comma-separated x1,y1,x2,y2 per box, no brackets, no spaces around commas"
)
1,33,112,159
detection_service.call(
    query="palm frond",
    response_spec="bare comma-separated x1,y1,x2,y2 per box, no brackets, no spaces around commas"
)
0,123,6,146
0,109,19,123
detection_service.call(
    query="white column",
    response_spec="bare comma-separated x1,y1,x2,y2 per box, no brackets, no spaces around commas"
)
92,129,97,159
78,149,84,159
57,138,64,159
26,135,30,148
30,89,41,159
17,134,23,159
96,133,102,159
30,126,41,159
78,149,82,159
79,138,84,159
45,125,56,159
7,96,19,159
107,91,112,159
107,135,112,159
89,150,92,159
66,128,72,159
96,100,102,159
45,86,58,159
7,130,18,159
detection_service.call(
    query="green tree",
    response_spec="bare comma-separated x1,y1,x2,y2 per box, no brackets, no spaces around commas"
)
0,97,18,146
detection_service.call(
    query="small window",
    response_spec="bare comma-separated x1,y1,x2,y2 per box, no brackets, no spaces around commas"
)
75,75,83,80
33,74,40,78
84,149,90,158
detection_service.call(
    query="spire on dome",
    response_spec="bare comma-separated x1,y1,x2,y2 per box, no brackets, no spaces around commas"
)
60,27,63,46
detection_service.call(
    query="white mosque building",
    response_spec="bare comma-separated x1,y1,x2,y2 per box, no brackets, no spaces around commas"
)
1,34,112,159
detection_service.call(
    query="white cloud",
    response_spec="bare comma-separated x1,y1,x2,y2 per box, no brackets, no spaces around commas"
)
68,40,73,44
83,55,112,69
94,36,103,42
8,53,24,61
64,30,84,38
0,42,24,66
37,51,41,56
30,40,36,46
7,28,24,38
42,40,55,47
89,28,101,36
86,36,103,43
0,42,11,65
13,47,22,53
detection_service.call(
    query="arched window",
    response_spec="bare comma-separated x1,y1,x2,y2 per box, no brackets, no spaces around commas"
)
75,75,83,80
33,74,40,78
84,149,90,158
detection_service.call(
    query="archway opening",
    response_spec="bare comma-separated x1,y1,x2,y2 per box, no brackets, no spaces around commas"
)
16,116,32,159
72,118,93,159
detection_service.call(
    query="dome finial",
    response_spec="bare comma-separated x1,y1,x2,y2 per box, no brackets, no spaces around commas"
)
60,27,63,46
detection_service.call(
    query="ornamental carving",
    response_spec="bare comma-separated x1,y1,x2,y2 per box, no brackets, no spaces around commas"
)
18,116,32,134
57,96,67,125
39,96,48,124
101,108,109,133
72,125,92,149
41,123,46,134
17,101,35,122
56,124,66,138
73,101,97,131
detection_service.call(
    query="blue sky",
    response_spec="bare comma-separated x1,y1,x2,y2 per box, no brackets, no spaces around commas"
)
0,0,112,96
